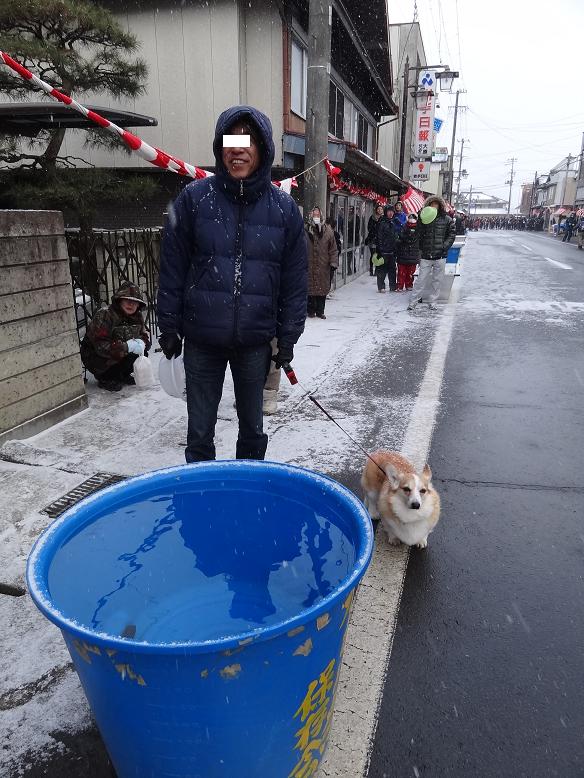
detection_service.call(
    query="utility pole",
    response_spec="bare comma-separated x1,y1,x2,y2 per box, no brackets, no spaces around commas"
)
304,0,332,218
468,185,473,217
561,153,573,206
529,170,538,213
455,137,469,209
505,157,517,214
398,55,409,180
447,90,460,205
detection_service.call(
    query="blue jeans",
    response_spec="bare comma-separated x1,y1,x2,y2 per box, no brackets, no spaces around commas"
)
183,341,272,462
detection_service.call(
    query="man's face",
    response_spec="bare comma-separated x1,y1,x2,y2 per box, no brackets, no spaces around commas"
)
428,200,440,210
395,202,402,212
222,121,261,180
376,206,384,216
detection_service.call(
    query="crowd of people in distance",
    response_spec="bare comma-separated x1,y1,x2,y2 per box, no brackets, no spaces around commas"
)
470,215,545,231
469,212,584,246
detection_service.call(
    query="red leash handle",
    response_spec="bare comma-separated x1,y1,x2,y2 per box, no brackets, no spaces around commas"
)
282,362,298,385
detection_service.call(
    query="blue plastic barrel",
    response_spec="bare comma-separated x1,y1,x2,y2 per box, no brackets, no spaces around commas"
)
27,461,374,778
446,245,461,264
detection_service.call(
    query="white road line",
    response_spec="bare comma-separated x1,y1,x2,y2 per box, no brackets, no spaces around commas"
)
319,284,461,778
544,256,572,270
521,244,533,252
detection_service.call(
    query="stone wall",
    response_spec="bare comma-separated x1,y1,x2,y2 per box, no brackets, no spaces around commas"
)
0,210,87,444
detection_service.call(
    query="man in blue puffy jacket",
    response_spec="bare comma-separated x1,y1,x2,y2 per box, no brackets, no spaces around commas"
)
157,106,307,462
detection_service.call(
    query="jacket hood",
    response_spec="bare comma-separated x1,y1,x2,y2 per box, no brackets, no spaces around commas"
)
212,105,275,203
422,195,447,214
112,283,146,310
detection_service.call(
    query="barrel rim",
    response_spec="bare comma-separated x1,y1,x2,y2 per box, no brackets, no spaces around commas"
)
26,460,374,654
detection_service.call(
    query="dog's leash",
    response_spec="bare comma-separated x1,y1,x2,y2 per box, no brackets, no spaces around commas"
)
281,362,387,478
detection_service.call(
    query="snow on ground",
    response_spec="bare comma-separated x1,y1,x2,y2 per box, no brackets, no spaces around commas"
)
0,272,431,775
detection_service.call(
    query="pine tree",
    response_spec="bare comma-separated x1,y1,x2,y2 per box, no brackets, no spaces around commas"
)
0,0,154,227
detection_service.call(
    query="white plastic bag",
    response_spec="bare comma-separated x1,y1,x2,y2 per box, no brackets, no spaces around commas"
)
158,354,186,401
132,355,154,388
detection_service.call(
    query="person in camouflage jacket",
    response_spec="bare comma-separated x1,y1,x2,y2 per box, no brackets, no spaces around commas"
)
80,282,151,391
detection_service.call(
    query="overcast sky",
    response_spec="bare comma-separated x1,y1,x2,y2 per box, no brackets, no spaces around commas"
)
387,0,584,209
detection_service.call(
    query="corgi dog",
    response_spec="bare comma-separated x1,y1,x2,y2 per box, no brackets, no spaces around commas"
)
360,450,440,548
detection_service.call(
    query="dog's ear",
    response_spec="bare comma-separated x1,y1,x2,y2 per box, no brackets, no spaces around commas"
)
384,463,400,490
422,463,432,481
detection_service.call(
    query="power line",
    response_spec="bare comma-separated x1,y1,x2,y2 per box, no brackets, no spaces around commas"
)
437,0,453,69
425,0,443,62
465,131,583,161
454,0,464,82
468,109,582,154
470,111,584,129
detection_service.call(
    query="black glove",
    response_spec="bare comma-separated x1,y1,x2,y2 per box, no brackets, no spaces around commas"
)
158,332,182,360
272,346,294,369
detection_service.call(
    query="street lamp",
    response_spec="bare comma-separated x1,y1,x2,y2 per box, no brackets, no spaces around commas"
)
436,70,459,92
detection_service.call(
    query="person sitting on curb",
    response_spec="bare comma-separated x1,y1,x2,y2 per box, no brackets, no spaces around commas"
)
306,206,338,319
375,204,401,292
408,196,456,312
80,282,150,392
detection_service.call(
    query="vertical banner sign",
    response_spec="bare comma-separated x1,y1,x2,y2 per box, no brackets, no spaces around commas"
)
411,70,436,161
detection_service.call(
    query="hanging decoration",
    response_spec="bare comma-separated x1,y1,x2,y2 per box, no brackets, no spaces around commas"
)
323,157,390,205
0,50,299,190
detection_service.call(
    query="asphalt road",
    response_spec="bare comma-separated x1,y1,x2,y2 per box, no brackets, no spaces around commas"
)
368,231,584,777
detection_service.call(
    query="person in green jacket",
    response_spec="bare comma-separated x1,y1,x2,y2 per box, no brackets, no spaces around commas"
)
408,196,456,312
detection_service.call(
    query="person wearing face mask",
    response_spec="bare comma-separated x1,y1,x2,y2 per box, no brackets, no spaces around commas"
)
157,106,307,462
306,206,338,319
407,196,456,311
395,213,421,291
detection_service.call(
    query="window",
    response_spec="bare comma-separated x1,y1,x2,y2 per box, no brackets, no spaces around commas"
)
291,38,307,117
357,113,373,157
329,82,344,138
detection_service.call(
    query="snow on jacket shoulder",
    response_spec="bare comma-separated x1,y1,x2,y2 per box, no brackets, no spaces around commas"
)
157,105,307,350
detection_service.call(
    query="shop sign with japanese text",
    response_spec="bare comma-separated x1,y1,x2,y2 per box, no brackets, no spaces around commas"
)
412,71,436,161
410,160,431,182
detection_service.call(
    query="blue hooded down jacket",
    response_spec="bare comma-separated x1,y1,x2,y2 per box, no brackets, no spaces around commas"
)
157,106,307,350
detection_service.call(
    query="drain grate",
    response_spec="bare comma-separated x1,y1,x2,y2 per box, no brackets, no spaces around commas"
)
41,472,126,519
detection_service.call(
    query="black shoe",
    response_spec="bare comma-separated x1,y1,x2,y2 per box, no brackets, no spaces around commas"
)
308,312,316,318
122,376,136,386
98,379,123,392
317,313,327,319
